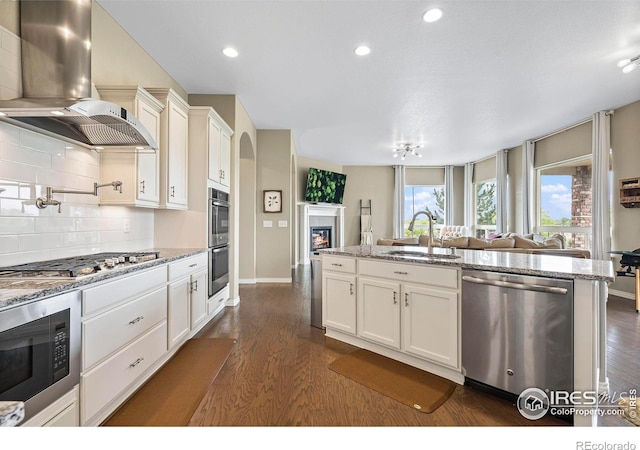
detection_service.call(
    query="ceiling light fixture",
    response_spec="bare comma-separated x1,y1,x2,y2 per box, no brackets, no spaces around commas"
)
354,45,371,56
423,8,443,23
618,55,640,73
222,47,238,58
392,144,423,160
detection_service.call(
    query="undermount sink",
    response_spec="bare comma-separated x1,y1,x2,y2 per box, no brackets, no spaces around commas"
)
381,250,461,259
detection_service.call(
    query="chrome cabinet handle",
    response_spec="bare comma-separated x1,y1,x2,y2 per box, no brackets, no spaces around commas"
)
393,291,398,304
129,357,144,368
170,186,175,197
188,263,197,268
140,180,145,194
405,293,409,307
332,263,343,267
394,271,409,275
191,280,198,293
350,283,354,295
128,316,144,325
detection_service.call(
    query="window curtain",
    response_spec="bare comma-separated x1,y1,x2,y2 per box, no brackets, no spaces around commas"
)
444,165,454,226
592,110,612,392
495,149,508,233
393,165,405,238
521,140,535,234
463,162,474,233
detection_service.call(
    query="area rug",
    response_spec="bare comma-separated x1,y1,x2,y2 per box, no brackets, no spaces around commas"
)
103,338,236,426
328,349,456,413
618,396,640,426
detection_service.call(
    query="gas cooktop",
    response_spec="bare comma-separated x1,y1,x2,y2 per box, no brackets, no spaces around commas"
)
0,252,162,278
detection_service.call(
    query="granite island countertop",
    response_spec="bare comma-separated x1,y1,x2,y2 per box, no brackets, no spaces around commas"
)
320,245,615,282
0,248,206,312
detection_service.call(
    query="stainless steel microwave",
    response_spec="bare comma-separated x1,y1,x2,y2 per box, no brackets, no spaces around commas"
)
0,290,81,423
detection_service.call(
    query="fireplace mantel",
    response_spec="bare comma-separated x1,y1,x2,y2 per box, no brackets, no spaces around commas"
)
299,203,345,265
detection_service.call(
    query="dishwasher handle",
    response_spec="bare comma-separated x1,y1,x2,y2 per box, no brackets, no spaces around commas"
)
462,275,568,295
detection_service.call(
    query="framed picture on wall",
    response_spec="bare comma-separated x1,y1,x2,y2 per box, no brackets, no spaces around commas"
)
263,190,282,213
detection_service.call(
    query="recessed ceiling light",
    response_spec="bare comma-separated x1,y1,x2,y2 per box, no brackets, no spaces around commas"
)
222,47,238,58
423,8,443,23
354,46,371,56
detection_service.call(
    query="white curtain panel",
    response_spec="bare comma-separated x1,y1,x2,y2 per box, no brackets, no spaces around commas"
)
444,165,454,226
592,110,612,392
592,111,611,260
392,165,405,238
463,162,474,232
495,149,508,233
521,140,535,234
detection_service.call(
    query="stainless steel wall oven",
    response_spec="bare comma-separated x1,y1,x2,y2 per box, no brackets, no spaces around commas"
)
0,290,80,423
208,188,230,297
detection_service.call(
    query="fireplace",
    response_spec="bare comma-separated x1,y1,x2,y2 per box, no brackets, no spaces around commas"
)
311,226,332,251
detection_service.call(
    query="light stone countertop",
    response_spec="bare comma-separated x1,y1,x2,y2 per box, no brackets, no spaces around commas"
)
0,401,24,427
320,245,615,282
0,248,206,312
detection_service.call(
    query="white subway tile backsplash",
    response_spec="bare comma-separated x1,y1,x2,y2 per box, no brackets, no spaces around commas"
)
0,217,35,235
0,159,38,183
18,233,64,252
0,123,21,145
1,141,53,168
0,235,19,254
0,198,45,216
52,154,100,178
63,231,99,247
34,217,76,234
19,129,68,154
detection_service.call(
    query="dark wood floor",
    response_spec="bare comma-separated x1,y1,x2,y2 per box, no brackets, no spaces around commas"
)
191,266,639,427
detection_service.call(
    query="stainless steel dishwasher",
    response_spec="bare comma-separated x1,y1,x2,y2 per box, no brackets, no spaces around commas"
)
461,269,574,398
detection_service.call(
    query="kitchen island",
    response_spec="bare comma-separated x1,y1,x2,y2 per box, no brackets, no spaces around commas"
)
319,245,615,427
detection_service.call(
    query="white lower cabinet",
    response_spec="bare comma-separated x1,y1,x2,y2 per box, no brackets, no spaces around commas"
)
168,276,191,349
190,269,208,328
21,385,79,427
401,283,458,368
323,256,462,382
357,277,401,349
81,323,167,423
322,271,357,334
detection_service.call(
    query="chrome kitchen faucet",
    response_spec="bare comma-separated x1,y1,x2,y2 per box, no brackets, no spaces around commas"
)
36,181,122,213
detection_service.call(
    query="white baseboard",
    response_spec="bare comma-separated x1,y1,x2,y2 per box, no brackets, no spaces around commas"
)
255,278,292,283
608,289,635,300
238,279,256,284
226,296,240,306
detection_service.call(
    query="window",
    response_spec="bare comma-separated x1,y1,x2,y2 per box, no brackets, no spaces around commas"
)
404,185,444,238
474,180,497,238
536,157,593,250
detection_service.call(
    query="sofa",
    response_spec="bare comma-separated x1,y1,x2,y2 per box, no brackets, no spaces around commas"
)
377,230,591,258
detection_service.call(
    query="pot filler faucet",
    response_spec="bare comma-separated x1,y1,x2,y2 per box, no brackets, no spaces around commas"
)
407,210,435,252
36,181,122,213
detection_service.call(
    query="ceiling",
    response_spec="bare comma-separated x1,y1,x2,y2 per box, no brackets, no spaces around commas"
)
96,0,640,167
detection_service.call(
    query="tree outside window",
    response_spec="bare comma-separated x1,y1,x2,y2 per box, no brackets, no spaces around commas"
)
404,185,444,237
475,180,496,238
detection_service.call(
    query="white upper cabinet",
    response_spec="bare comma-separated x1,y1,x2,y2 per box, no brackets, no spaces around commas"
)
96,86,164,208
146,88,190,209
193,107,233,193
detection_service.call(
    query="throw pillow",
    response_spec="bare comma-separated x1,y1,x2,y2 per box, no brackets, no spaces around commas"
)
487,237,516,248
467,237,491,249
441,236,469,248
513,235,545,249
542,237,562,249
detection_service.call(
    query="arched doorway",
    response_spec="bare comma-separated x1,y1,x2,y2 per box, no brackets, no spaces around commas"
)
238,132,256,282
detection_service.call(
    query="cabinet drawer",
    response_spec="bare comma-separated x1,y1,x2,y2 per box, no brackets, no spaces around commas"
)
168,253,208,281
81,322,167,423
359,259,458,289
82,266,167,316
323,255,356,274
82,287,167,370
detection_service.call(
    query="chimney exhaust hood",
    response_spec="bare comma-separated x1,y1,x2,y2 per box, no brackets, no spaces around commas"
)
0,0,158,152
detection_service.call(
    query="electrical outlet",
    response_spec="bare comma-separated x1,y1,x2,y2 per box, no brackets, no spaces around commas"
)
263,220,273,228
278,220,288,227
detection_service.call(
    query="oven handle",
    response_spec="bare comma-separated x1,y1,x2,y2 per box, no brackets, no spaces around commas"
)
211,246,229,253
211,201,230,207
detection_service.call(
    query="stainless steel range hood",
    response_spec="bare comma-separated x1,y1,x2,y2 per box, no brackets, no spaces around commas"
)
0,1,158,151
